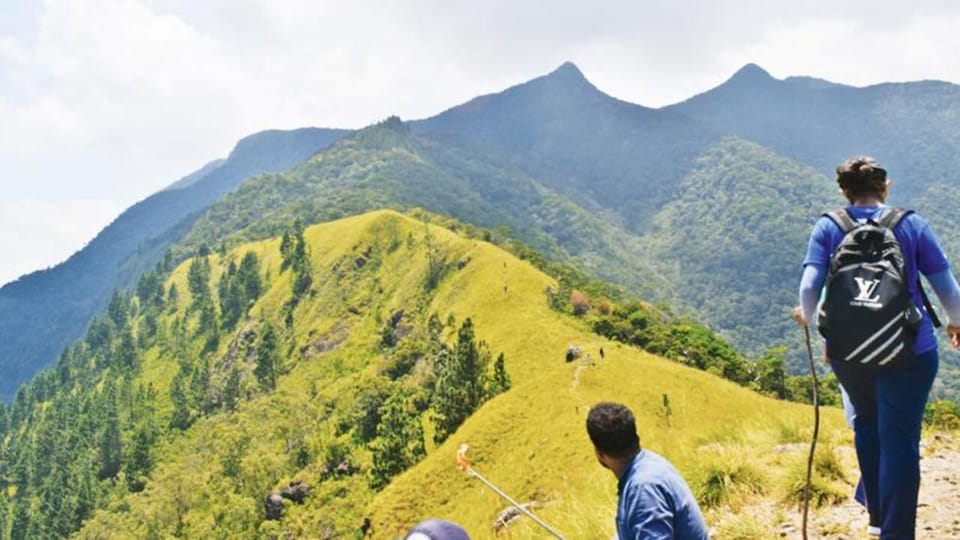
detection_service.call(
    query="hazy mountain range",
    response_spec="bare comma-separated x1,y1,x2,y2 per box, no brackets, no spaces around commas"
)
2,61,959,401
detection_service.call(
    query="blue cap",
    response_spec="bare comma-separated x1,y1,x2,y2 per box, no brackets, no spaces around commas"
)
405,519,471,540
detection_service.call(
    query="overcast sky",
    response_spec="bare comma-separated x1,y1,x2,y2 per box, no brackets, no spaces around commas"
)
2,0,960,286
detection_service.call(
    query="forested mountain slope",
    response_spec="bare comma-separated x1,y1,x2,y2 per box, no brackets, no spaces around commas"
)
668,63,960,201
0,210,845,539
7,61,960,406
412,62,723,232
0,127,350,400
668,63,960,396
177,118,667,298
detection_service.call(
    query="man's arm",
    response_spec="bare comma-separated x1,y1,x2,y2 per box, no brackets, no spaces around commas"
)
621,484,675,540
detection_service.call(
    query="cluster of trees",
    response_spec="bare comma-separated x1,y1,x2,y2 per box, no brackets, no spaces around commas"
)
365,314,511,490
0,282,168,537
219,252,263,330
280,220,312,325
171,251,267,431
0,219,520,537
0,245,275,538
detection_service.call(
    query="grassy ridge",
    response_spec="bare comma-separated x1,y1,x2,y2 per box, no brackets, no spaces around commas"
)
368,227,844,536
46,210,845,539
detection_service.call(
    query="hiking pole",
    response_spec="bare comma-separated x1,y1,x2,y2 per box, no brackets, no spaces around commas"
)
801,325,820,540
456,444,567,540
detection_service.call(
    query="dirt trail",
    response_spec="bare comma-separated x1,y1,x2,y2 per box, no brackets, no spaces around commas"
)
776,434,960,538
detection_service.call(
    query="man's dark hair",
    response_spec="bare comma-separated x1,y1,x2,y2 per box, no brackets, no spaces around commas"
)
586,402,641,457
836,156,888,203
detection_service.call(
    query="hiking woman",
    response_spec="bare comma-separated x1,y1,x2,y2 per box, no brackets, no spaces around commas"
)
795,157,960,539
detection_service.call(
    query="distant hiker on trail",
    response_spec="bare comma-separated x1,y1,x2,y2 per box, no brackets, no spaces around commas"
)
795,156,960,538
586,402,708,540
404,519,470,540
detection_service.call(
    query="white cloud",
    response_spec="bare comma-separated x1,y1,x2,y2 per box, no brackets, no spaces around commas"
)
730,12,960,86
2,0,960,285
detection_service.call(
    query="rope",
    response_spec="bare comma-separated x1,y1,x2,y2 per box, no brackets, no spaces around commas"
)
465,468,566,539
801,325,821,540
457,445,566,539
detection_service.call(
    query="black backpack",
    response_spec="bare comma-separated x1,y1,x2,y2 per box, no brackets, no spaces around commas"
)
817,207,938,368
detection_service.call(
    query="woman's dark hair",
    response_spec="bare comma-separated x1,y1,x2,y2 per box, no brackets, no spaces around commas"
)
836,156,888,203
586,402,641,458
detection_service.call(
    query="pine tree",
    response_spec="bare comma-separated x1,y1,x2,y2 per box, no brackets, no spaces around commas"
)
169,371,193,430
432,318,490,444
167,283,179,310
280,231,294,270
98,411,121,480
10,495,31,540
238,252,262,302
136,270,164,308
190,358,213,415
115,326,137,368
187,257,212,312
370,391,426,489
219,259,242,329
72,458,96,527
223,367,242,412
489,352,511,397
107,290,129,327
125,423,153,492
254,322,278,391
0,490,7,540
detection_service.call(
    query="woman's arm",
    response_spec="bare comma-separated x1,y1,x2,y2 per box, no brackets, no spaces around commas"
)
926,269,960,348
798,264,827,327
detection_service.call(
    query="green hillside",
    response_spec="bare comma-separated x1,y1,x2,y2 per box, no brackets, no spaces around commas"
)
176,117,848,376
0,210,849,539
0,127,350,400
640,138,836,359
8,61,960,407
178,117,668,299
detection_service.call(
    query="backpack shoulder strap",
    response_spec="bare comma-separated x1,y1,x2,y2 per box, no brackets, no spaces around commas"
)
876,207,943,327
878,207,914,230
823,208,858,234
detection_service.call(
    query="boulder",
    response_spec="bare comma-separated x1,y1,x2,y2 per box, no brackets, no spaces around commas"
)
280,480,312,504
264,493,284,520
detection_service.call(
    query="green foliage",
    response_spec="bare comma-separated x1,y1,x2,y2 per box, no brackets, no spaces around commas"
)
125,422,154,492
219,252,263,330
169,369,194,430
589,302,841,406
223,367,242,413
489,352,512,396
432,319,491,444
695,458,765,509
280,220,313,326
925,399,960,430
187,257,212,310
782,448,849,509
254,321,278,390
369,390,426,489
98,409,122,480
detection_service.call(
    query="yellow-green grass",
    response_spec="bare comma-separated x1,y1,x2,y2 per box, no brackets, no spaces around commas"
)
76,210,849,539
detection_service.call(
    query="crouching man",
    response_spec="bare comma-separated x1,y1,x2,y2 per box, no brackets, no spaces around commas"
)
586,402,708,540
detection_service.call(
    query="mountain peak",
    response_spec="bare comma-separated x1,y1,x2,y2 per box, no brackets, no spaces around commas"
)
551,61,585,77
375,115,410,133
729,63,775,84
542,61,590,86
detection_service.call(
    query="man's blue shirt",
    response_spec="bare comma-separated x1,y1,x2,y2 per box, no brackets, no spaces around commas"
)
802,206,950,354
615,450,708,540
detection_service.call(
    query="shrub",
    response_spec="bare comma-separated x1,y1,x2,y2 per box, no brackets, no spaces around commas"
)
694,452,766,508
570,290,591,316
